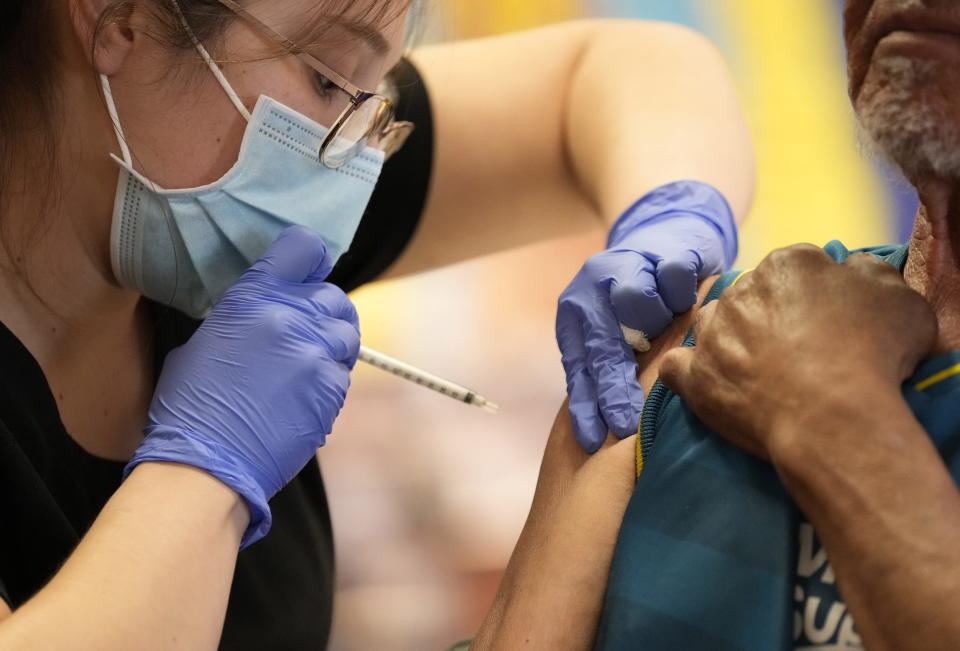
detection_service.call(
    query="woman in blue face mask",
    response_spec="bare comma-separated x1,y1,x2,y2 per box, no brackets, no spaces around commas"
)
0,0,754,648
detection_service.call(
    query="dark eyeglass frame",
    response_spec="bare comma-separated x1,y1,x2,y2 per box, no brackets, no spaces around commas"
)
215,0,415,168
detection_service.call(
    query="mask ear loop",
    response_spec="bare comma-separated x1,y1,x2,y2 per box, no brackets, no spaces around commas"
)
102,70,183,307
101,0,251,169
100,74,133,166
103,1,250,314
101,71,183,308
167,0,253,314
169,0,251,122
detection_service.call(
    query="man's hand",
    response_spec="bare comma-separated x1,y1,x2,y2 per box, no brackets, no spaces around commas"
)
659,244,937,459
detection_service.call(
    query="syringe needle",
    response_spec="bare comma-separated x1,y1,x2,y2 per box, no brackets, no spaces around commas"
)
481,401,500,415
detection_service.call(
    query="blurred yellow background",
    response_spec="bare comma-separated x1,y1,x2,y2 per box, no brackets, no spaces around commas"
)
325,2,916,649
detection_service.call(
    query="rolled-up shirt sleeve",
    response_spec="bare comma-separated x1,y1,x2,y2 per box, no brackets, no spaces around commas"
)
327,56,435,293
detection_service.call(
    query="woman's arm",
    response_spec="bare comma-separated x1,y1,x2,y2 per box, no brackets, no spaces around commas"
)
388,20,754,276
0,463,246,650
0,229,360,649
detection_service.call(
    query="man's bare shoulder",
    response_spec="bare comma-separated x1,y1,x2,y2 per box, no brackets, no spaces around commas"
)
636,276,720,394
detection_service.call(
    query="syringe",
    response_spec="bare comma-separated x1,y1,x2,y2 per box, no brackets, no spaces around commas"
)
358,345,500,414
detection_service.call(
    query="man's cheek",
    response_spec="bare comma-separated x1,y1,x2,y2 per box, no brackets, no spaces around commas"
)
843,0,873,43
843,0,878,99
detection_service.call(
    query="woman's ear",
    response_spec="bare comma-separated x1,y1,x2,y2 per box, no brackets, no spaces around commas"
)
70,0,136,76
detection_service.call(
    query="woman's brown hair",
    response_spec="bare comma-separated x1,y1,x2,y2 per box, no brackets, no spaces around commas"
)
0,0,412,273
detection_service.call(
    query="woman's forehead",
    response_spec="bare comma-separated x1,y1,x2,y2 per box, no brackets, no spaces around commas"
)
242,0,409,56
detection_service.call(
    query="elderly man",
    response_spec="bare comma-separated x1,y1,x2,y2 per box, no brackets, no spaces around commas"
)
468,1,960,649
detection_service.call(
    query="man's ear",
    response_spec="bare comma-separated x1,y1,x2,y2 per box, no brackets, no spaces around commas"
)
70,0,136,76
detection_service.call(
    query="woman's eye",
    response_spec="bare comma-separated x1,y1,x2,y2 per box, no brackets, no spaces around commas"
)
313,73,338,99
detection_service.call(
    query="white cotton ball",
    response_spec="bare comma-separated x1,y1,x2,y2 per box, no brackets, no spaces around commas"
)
621,324,651,353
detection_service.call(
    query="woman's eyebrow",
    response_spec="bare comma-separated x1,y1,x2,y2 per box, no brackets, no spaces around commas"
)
293,16,390,56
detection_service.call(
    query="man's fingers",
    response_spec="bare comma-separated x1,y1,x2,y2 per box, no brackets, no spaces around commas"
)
692,301,718,343
758,243,833,277
659,347,695,397
844,253,937,351
844,251,904,280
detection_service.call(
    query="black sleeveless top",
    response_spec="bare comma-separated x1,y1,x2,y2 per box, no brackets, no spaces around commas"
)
0,58,433,651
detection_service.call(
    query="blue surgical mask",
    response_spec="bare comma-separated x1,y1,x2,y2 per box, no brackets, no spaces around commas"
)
101,37,384,319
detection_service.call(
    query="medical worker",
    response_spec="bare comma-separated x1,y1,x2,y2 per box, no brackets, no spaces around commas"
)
0,0,753,648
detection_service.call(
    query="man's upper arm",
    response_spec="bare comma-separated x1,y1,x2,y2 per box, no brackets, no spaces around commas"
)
473,277,720,648
635,276,720,391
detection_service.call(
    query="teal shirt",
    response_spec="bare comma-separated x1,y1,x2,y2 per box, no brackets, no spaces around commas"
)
595,242,960,651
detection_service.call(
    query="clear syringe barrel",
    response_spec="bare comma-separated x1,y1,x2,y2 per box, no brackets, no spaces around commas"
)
357,346,483,406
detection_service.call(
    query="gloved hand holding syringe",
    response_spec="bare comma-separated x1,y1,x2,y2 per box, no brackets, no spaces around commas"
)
358,346,499,414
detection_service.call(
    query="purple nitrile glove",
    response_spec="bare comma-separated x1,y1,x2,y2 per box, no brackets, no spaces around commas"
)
124,226,360,548
556,180,738,453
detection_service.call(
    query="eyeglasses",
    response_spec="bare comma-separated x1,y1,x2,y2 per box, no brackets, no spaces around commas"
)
215,0,415,169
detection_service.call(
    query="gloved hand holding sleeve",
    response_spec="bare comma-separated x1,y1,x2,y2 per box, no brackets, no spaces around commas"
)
556,180,738,453
124,226,360,547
